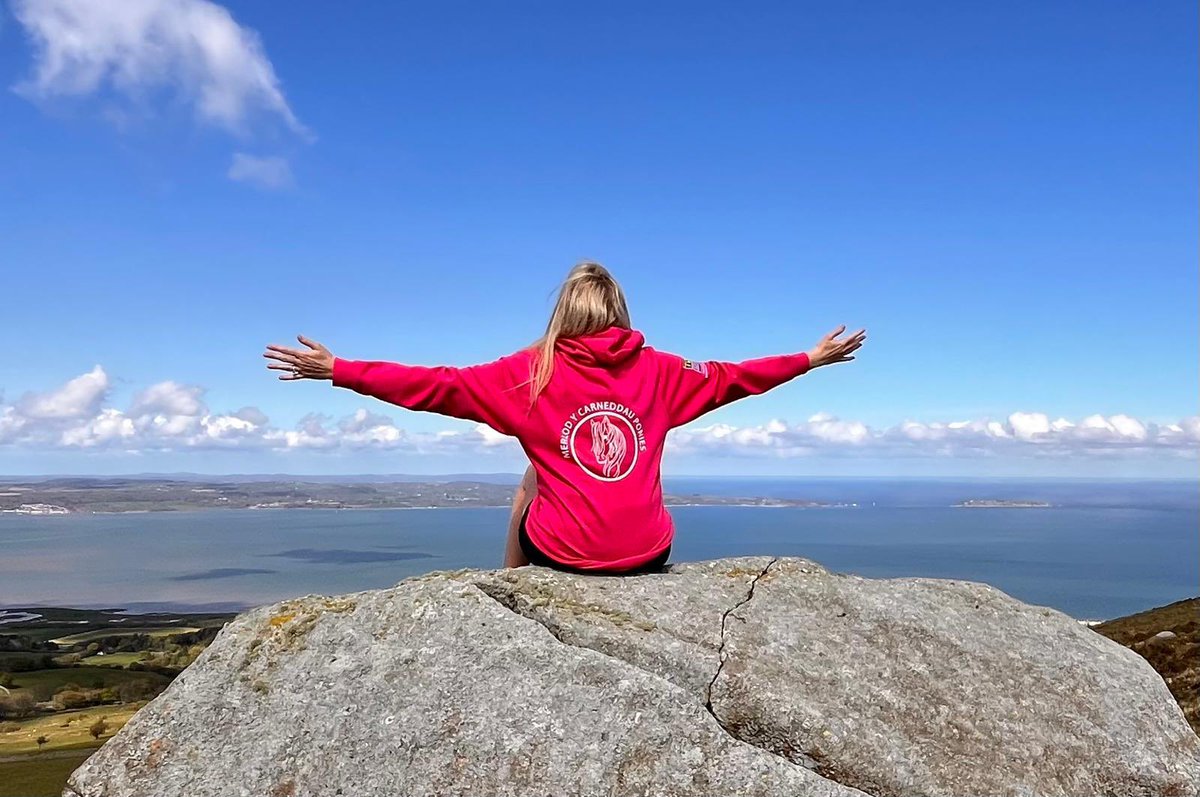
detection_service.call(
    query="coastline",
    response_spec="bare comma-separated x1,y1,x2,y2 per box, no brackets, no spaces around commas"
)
3,501,850,516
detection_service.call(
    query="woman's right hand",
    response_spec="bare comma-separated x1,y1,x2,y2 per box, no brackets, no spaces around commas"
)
263,335,336,381
807,325,866,368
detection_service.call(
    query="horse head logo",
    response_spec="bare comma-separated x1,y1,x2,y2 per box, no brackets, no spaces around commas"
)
590,415,628,479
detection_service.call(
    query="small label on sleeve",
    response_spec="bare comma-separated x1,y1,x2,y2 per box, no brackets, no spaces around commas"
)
682,359,709,378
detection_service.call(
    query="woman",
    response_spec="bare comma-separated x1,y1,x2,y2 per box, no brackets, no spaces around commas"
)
263,262,865,575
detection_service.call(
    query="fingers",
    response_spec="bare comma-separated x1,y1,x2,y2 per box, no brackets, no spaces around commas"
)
297,334,325,352
267,360,308,381
265,338,327,377
268,361,305,379
840,328,866,347
818,326,867,363
820,326,866,351
824,325,869,348
824,324,846,342
263,350,301,366
264,344,303,362
265,343,313,381
840,341,864,357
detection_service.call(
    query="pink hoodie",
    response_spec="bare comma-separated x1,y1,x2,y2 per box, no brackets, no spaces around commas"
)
331,327,811,571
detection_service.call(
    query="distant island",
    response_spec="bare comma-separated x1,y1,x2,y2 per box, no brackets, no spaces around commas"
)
0,478,845,515
955,499,1053,508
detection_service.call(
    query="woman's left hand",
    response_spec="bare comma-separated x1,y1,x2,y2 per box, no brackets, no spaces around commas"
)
263,335,335,381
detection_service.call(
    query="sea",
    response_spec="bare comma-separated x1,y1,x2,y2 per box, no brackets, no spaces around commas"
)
1,478,1195,622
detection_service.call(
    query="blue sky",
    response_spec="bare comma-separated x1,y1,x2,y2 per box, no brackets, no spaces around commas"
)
0,0,1196,477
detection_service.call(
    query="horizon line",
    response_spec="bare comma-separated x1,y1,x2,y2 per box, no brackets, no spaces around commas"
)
0,472,1195,483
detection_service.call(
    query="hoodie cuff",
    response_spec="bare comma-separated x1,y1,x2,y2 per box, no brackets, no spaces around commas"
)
331,357,361,389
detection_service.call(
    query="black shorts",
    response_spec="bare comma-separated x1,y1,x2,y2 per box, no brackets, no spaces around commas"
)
517,504,671,575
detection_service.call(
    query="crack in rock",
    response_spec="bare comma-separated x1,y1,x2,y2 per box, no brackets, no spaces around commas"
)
469,580,668,684
470,580,586,651
467,567,856,789
705,558,777,719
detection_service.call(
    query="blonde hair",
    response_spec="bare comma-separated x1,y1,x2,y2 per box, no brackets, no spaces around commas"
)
525,261,631,406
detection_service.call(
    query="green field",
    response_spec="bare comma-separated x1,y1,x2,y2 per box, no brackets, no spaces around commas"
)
0,701,145,757
0,651,60,672
0,605,230,795
80,652,149,667
0,749,97,797
48,626,202,645
0,651,54,662
0,701,146,797
8,667,169,695
5,607,232,645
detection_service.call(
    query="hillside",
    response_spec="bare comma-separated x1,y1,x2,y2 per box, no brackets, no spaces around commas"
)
1093,596,1200,734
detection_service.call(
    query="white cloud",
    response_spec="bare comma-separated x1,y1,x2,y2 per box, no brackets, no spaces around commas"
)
16,365,108,420
0,367,1197,462
129,380,205,418
11,0,307,185
232,406,269,426
227,153,293,190
199,413,260,443
12,0,305,136
0,406,28,444
60,407,136,448
670,411,1200,460
1009,411,1052,441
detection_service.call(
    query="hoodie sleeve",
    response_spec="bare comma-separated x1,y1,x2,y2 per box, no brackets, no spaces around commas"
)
653,349,812,428
330,351,532,436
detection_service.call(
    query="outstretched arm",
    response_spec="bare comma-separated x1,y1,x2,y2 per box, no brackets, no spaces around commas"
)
263,335,531,435
659,325,865,427
328,356,525,430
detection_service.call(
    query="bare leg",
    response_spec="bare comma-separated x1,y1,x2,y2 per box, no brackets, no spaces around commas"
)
503,464,537,568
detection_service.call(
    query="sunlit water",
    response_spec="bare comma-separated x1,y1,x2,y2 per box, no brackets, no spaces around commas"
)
1,479,1195,620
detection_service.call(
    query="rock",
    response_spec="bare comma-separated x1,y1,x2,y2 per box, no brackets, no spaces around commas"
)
65,557,1200,797
1153,630,1181,641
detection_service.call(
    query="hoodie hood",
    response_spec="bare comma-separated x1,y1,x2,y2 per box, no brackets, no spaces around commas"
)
555,326,645,367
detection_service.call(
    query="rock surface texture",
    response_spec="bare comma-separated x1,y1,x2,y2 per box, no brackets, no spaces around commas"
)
66,557,1200,796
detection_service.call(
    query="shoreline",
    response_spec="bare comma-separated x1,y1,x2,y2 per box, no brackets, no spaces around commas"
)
2,501,848,516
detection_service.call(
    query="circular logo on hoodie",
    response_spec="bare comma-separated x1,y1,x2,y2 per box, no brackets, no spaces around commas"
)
559,402,647,482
